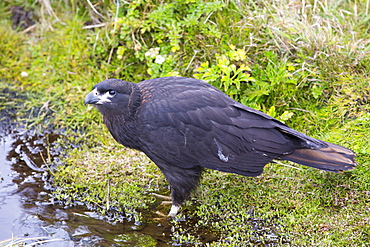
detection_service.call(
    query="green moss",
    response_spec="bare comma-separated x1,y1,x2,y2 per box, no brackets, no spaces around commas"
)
114,232,157,246
53,142,167,220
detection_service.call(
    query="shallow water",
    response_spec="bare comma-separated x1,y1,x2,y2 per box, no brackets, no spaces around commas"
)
0,129,173,246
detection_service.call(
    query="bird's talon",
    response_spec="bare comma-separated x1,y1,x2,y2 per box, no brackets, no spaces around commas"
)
151,193,172,201
160,201,172,206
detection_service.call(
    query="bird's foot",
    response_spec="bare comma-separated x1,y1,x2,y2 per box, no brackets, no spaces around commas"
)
160,201,172,206
155,204,180,217
151,192,172,201
150,193,180,217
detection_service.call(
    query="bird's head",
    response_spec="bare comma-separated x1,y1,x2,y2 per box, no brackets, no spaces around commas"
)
84,79,140,118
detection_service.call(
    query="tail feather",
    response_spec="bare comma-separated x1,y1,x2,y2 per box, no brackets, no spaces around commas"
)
282,142,357,172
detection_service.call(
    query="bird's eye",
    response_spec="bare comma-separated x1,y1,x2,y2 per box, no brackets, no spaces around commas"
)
108,90,116,96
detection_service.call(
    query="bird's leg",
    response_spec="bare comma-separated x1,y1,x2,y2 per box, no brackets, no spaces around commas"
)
159,165,203,216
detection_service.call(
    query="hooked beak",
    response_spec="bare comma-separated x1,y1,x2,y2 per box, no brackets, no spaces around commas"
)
84,91,99,105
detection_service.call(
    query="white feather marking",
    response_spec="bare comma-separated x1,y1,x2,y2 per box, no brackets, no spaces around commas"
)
94,88,113,104
273,160,303,170
180,130,186,146
214,138,229,162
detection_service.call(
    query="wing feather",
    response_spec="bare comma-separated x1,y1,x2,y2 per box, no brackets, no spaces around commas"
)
136,81,294,176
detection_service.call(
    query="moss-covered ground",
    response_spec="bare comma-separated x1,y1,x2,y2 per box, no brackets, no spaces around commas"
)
0,0,369,245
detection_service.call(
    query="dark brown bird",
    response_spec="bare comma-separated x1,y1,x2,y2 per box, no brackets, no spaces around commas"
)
84,77,357,216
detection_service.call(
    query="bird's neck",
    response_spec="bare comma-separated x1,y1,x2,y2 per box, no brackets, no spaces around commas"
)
104,116,140,150
103,82,142,150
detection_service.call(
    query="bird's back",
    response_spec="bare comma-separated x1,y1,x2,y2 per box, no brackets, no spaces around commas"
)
134,77,356,176
134,77,296,176
138,77,223,103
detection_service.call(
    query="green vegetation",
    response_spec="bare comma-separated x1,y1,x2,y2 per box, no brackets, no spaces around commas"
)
0,0,369,245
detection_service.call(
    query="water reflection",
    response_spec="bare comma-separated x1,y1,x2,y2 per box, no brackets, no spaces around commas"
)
0,130,171,246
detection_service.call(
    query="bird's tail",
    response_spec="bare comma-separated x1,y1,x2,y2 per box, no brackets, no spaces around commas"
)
282,142,357,172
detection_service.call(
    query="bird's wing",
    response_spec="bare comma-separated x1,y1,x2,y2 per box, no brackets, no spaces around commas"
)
136,82,299,177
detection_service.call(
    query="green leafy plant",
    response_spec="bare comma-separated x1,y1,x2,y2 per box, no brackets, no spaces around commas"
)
195,44,255,99
195,47,311,122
